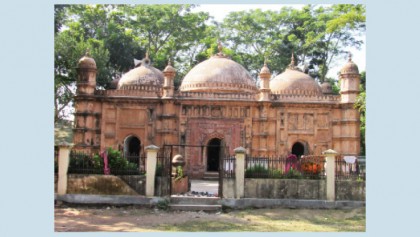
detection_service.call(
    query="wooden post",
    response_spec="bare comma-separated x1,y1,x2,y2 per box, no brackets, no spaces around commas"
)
57,142,72,195
145,145,159,197
323,149,338,201
234,147,246,199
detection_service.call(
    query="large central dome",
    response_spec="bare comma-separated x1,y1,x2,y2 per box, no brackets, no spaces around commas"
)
180,55,257,93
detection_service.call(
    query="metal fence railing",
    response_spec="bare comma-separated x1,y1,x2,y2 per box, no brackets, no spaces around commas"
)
223,156,236,178
66,150,145,175
335,155,365,181
221,154,366,180
223,155,327,179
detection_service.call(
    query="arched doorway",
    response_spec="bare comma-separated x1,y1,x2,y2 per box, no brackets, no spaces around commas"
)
124,136,141,156
207,138,221,172
292,142,305,159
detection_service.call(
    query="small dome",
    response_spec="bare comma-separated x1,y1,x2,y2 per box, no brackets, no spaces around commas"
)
118,56,164,89
270,69,322,95
260,62,270,75
78,50,96,69
321,81,333,94
340,55,359,75
180,55,257,93
163,59,176,74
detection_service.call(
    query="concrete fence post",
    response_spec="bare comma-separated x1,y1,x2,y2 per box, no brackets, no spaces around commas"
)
323,149,338,201
145,145,159,197
234,147,247,199
57,142,72,195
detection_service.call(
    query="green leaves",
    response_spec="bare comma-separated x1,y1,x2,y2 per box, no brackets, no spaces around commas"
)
220,4,365,82
54,4,365,122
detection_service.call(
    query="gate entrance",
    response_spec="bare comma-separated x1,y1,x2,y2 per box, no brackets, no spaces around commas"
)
157,144,229,198
207,138,221,171
292,142,305,158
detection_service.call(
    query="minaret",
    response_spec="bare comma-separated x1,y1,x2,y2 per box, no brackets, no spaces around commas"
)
336,53,361,156
259,58,271,101
163,58,176,98
76,49,97,95
339,53,360,103
73,49,100,153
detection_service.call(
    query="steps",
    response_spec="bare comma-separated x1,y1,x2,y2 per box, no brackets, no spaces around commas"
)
202,172,219,181
169,196,222,212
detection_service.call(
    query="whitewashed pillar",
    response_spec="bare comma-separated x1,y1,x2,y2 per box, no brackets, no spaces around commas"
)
234,147,246,199
323,149,338,201
57,142,72,195
145,145,159,197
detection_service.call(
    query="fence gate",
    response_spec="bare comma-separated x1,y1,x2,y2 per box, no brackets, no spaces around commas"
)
156,145,173,196
156,144,229,198
218,145,230,198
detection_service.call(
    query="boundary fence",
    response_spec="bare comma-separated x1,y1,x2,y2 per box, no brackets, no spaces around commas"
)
67,150,146,175
223,154,365,180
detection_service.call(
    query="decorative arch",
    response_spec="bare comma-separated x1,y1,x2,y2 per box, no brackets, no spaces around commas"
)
289,139,310,158
123,134,142,156
206,137,222,172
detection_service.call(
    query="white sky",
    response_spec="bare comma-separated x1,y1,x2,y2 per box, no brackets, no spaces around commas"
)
192,4,366,78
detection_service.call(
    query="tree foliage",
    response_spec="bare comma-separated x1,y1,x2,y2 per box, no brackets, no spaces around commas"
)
355,71,366,155
54,4,365,122
221,5,365,81
54,4,210,121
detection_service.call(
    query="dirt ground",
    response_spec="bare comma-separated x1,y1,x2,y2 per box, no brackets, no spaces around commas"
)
54,204,366,232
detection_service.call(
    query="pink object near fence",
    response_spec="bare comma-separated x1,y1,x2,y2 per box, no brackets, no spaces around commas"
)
101,150,111,175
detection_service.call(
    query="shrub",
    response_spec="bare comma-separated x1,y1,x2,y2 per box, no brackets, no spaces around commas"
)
174,165,184,181
245,164,269,178
271,169,283,178
283,167,302,179
92,154,104,170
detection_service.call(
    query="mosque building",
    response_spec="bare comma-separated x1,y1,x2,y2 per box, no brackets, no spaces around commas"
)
73,43,361,178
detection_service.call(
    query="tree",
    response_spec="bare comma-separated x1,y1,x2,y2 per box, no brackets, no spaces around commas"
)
54,4,211,121
220,5,365,82
355,71,366,155
54,4,365,122
54,31,109,121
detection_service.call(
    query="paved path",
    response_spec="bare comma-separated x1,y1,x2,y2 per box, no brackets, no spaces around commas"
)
190,179,218,194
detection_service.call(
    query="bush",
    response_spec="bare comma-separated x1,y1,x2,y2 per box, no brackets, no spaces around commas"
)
245,164,269,178
283,167,302,179
271,169,283,178
96,147,139,174
92,154,104,170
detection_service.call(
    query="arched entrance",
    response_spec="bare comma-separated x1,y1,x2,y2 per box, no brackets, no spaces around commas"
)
124,136,141,156
207,138,221,172
292,142,305,159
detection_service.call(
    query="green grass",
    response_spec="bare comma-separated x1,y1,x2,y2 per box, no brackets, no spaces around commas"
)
156,207,366,232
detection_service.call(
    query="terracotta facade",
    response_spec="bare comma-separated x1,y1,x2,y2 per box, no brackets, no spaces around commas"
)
73,50,360,178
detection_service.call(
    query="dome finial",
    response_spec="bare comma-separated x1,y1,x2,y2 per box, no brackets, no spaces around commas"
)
168,57,172,66
85,48,90,57
260,56,271,75
348,52,352,62
143,51,150,65
287,50,298,70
